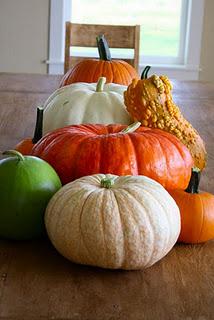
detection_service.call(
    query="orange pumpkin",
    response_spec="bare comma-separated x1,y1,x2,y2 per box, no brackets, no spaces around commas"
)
169,168,214,244
59,35,139,87
31,122,193,189
124,66,207,170
15,107,43,155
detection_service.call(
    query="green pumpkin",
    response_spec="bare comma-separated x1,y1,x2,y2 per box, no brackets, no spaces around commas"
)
0,150,62,240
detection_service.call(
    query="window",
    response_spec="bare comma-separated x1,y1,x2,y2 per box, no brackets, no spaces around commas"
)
48,0,205,80
71,0,186,65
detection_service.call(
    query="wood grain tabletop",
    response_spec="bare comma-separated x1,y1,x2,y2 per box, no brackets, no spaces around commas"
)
0,72,213,320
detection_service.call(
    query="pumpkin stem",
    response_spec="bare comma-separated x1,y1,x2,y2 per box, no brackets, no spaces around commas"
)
96,34,111,61
2,150,25,161
96,77,106,92
141,66,151,79
121,121,141,134
101,176,115,189
185,167,201,194
32,106,44,144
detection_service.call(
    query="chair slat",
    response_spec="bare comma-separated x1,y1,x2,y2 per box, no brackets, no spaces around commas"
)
69,56,135,67
64,22,140,73
69,23,137,48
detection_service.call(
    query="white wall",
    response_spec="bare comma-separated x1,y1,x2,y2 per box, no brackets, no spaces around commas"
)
199,0,214,81
0,0,49,74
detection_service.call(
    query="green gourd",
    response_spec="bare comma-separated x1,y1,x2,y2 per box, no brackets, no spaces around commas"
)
0,150,62,240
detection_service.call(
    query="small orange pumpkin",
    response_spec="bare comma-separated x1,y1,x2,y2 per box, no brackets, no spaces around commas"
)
59,35,139,87
15,106,43,155
169,168,214,244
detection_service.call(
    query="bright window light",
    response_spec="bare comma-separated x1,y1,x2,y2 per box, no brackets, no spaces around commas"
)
48,0,205,79
71,0,187,65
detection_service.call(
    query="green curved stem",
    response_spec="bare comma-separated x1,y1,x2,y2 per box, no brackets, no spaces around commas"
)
121,121,141,134
96,77,106,92
185,167,201,194
96,34,111,61
101,177,115,189
32,106,43,144
2,150,25,161
141,65,151,79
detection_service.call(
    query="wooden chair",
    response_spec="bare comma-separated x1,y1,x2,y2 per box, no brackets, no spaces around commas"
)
64,22,140,73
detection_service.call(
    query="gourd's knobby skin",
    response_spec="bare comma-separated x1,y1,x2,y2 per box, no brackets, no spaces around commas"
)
124,74,207,170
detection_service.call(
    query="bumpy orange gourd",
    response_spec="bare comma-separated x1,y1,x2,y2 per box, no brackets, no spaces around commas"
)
124,67,206,170
169,168,214,244
15,107,43,155
59,35,139,87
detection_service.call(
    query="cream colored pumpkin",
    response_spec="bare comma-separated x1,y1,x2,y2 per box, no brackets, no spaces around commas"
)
43,77,131,134
45,174,180,270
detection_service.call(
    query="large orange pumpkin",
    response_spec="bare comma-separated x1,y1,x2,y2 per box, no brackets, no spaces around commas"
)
59,35,139,87
169,168,214,244
31,122,193,189
15,106,43,155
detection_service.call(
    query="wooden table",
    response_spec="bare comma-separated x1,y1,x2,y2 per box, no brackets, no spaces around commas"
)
0,73,213,320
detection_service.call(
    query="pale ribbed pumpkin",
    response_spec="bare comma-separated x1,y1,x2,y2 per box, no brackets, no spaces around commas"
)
45,174,181,270
43,77,131,135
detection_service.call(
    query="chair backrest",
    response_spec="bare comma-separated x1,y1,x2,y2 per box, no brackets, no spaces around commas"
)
64,22,140,73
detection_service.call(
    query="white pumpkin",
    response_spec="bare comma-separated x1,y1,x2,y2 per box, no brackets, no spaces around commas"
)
43,77,131,134
45,174,180,270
